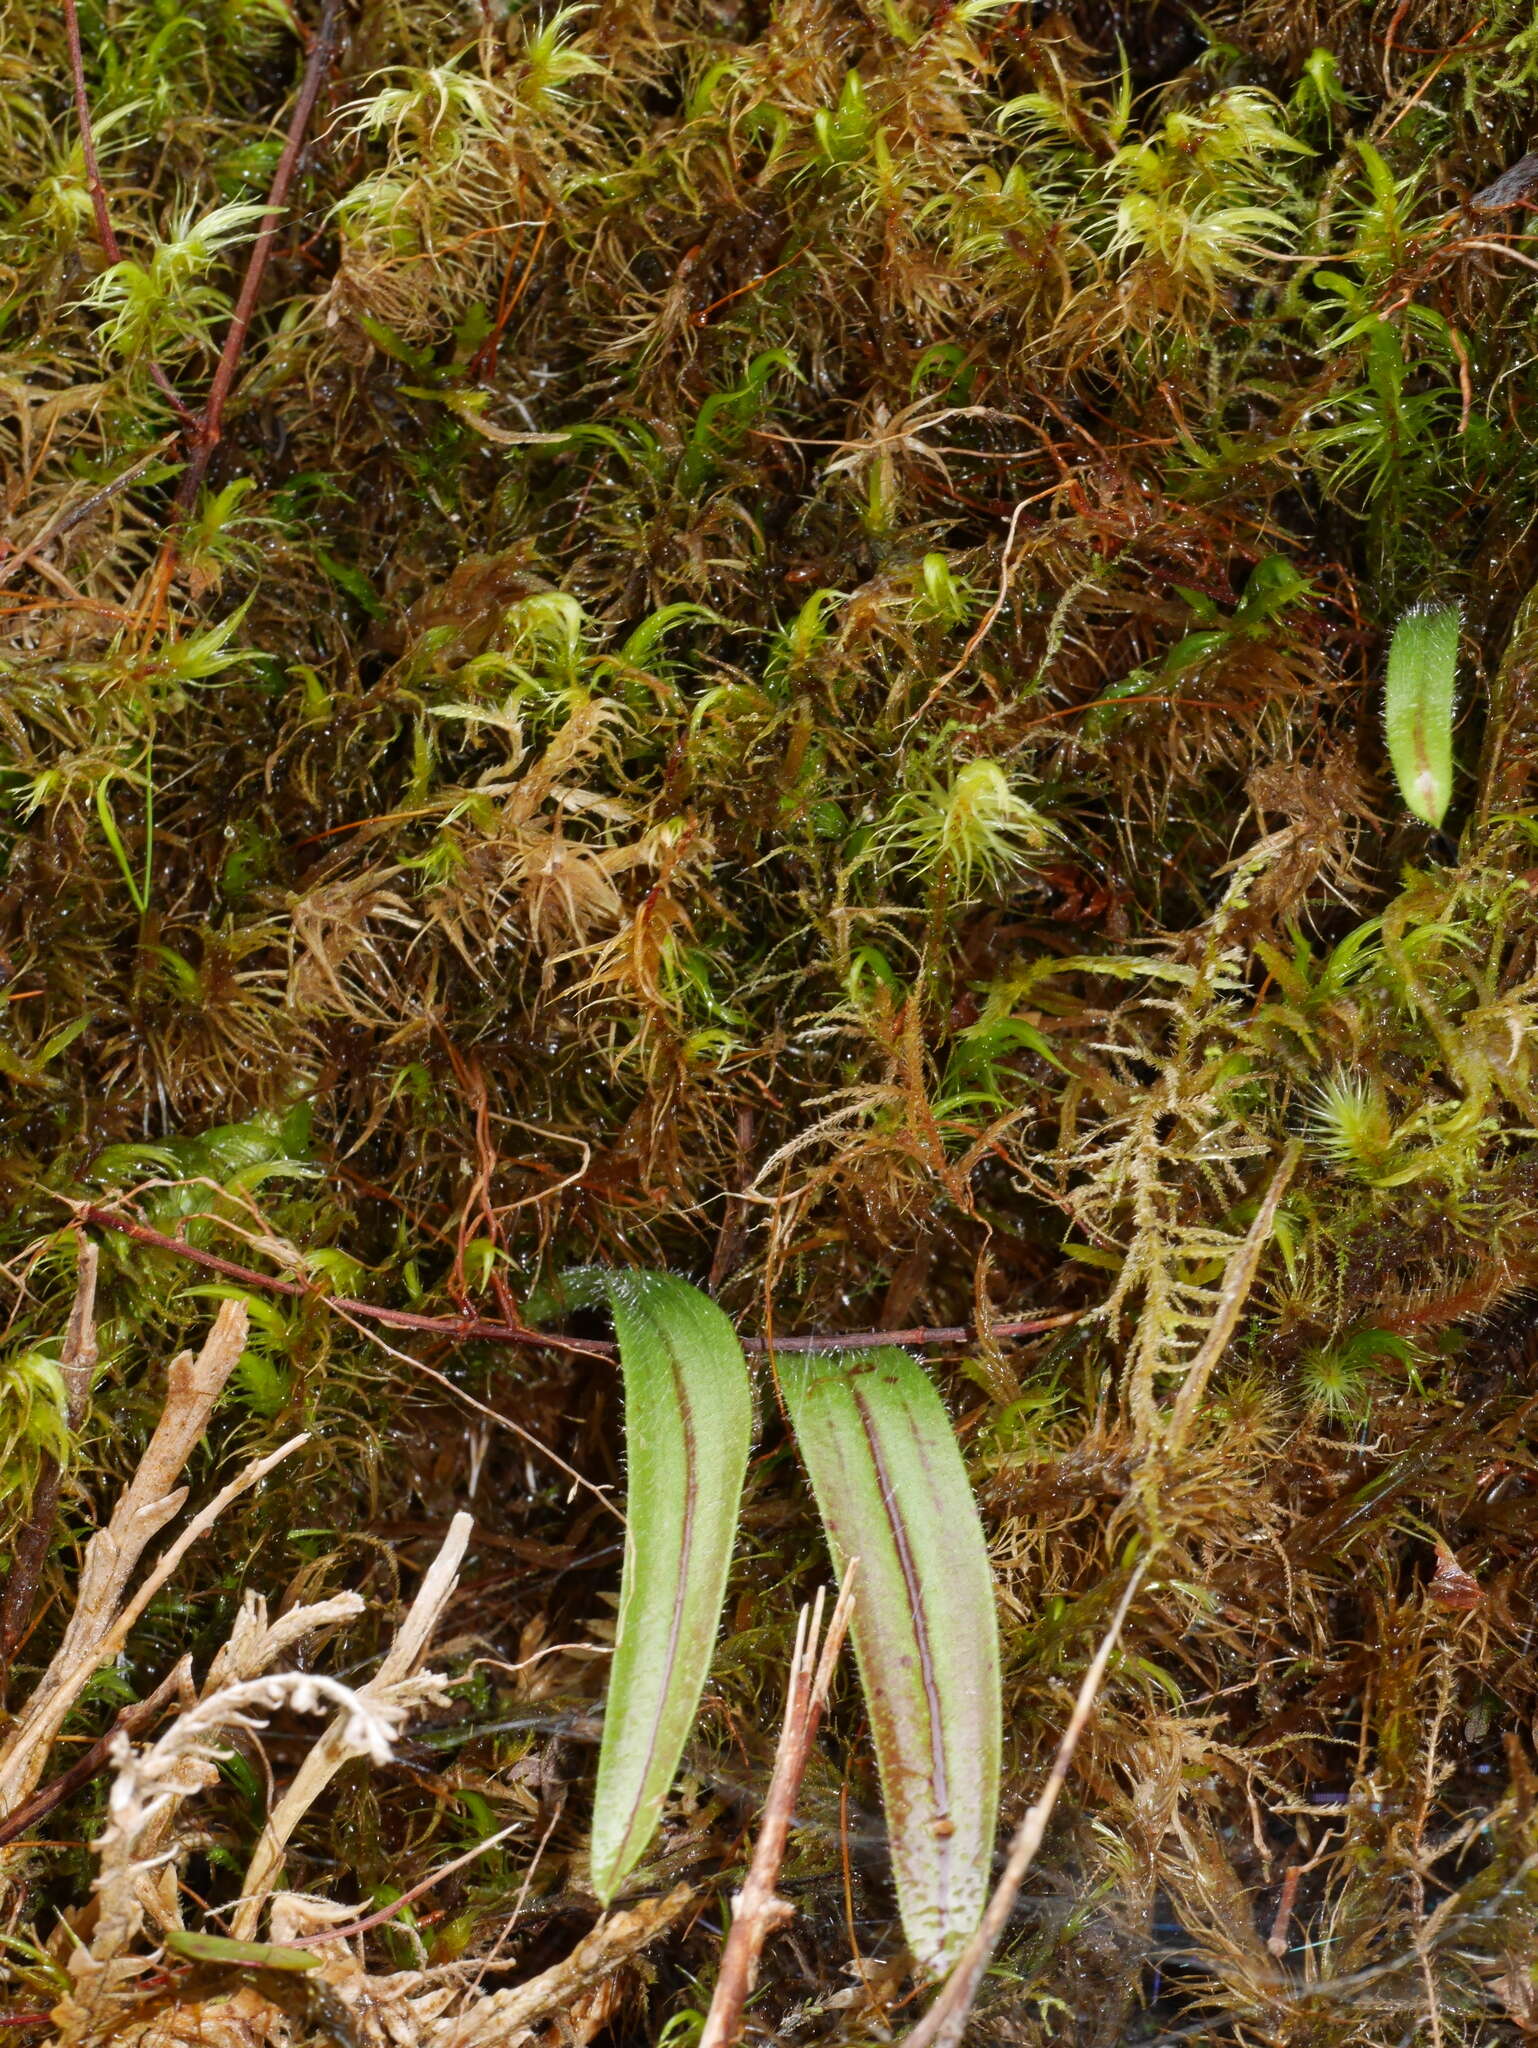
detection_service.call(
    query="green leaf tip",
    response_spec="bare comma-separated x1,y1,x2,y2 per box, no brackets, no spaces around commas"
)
780,1347,1002,1970
162,1928,321,1972
589,1271,753,1903
1384,600,1461,829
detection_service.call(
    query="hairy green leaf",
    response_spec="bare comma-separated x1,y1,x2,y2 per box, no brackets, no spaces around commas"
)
1384,601,1460,827
590,1272,753,1902
163,1929,320,1972
780,1347,1001,1969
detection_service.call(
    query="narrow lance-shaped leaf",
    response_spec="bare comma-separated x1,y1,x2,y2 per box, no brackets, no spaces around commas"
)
163,1929,321,1974
590,1272,753,1902
780,1347,1001,1970
1384,600,1460,828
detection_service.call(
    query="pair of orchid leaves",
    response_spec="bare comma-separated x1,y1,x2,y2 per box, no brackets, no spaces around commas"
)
583,1271,1000,1973
585,600,1454,1971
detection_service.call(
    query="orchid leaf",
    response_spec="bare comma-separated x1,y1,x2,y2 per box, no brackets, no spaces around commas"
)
163,1929,320,1973
1384,600,1460,827
589,1272,753,1902
780,1346,1001,1970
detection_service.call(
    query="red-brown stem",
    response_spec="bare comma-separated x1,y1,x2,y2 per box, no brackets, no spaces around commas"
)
171,0,345,518
0,1662,186,1844
294,1819,523,1944
700,1573,858,2048
1267,1861,1302,1959
61,0,191,423
63,0,119,262
72,1204,612,1358
756,1313,1080,1354
72,1200,1081,1358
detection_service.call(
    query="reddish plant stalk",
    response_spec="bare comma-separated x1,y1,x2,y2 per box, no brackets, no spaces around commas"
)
72,1202,1080,1358
171,0,347,518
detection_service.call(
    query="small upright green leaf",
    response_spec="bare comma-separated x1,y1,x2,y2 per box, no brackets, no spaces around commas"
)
590,1272,753,1902
780,1347,1001,1970
1384,601,1460,827
163,1929,320,1973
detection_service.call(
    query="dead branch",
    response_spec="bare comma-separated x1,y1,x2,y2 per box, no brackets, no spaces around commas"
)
0,1662,191,1851
0,1586,367,1852
0,1234,99,1676
700,1570,858,2048
433,1885,696,2048
55,1638,442,2043
0,1301,313,1818
230,1510,474,1935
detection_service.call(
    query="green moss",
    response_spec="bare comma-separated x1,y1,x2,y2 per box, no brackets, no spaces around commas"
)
4,0,1538,2036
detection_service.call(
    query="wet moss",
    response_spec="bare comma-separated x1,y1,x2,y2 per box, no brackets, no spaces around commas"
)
5,0,1538,2038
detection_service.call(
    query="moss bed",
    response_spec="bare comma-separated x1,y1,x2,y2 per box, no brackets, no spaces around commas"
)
6,0,1538,2038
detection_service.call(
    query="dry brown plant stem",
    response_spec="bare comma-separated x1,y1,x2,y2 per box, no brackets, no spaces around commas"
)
0,441,176,593
230,1509,473,1935
62,0,117,261
62,0,191,424
54,1581,442,2044
902,1559,1150,2048
74,1202,1080,1355
0,1234,99,1678
436,1886,696,2048
0,1300,312,1818
916,494,1032,714
1163,1139,1302,1454
700,1570,859,2048
170,0,346,521
0,1661,190,1849
297,1819,524,1945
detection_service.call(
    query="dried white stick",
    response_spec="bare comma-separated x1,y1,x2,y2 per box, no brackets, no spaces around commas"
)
90,1435,310,1672
434,1884,696,2048
56,1661,439,2043
700,1568,858,2048
1163,1141,1301,1455
232,1509,474,1934
108,1591,369,1909
0,1234,99,1666
0,1301,255,1816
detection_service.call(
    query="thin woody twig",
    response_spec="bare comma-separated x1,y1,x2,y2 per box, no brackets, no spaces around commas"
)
62,0,120,265
170,0,346,522
0,1662,190,1849
699,1569,859,2048
0,441,177,593
290,1819,523,1945
0,1235,99,1681
0,1302,306,1818
71,1199,1081,1357
62,0,192,426
901,1560,1148,2048
59,0,344,599
71,1202,614,1358
756,1311,1081,1354
909,493,1034,722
